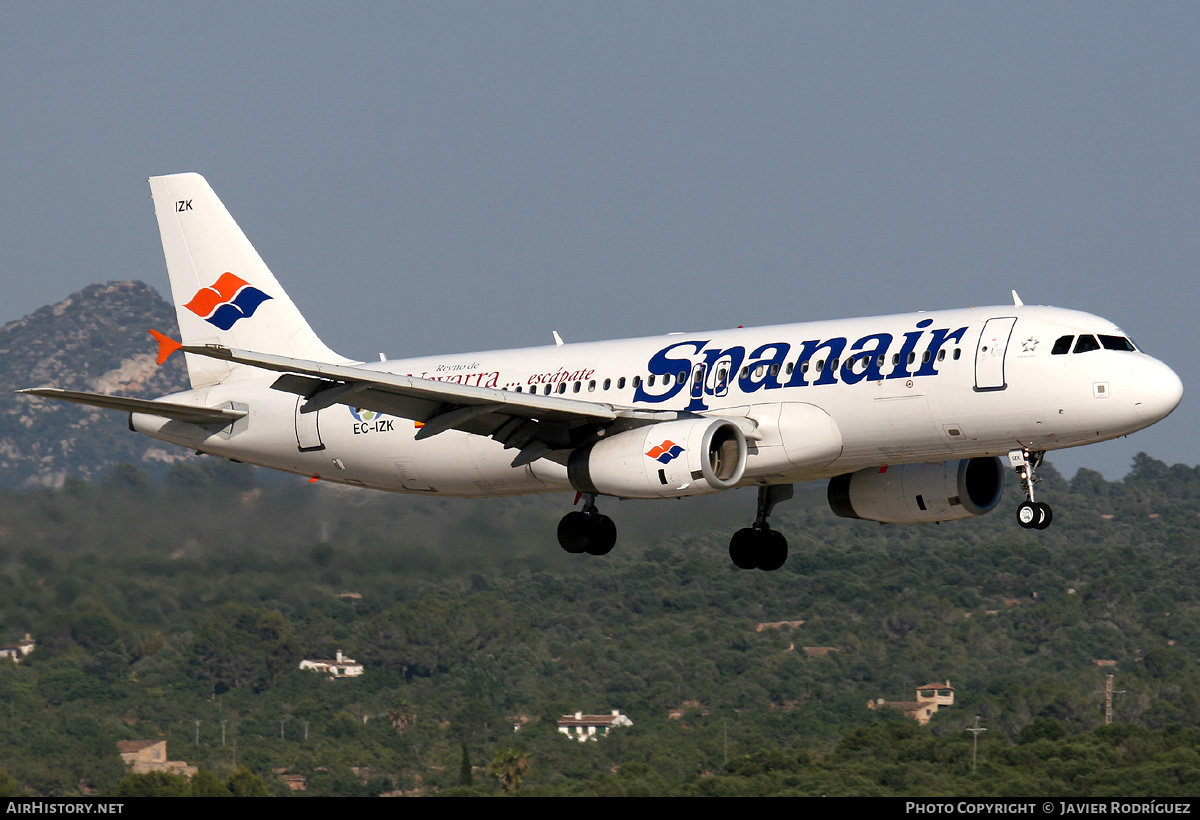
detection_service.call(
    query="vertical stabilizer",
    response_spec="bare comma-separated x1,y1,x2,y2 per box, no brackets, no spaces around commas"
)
149,173,348,387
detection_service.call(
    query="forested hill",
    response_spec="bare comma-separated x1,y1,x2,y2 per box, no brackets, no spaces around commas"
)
1,454,1200,796
0,281,189,488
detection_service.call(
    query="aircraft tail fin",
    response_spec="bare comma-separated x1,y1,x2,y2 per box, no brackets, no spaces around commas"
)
149,173,348,388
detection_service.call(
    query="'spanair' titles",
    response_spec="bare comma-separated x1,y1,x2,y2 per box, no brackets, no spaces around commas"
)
184,272,272,331
635,319,969,410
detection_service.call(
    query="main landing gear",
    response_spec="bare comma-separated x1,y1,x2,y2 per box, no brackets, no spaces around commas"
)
1010,448,1053,530
557,493,617,556
729,484,793,572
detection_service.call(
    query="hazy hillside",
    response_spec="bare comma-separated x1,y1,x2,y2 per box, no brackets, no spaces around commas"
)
0,281,191,487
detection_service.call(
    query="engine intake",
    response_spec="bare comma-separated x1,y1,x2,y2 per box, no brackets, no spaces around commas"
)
828,457,1005,524
569,417,747,499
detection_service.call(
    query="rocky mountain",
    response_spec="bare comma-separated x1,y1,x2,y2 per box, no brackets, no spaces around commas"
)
0,281,193,487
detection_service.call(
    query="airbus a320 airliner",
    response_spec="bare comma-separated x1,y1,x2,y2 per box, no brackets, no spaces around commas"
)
21,174,1183,571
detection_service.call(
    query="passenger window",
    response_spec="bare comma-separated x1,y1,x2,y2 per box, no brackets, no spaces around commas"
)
648,375,656,387
1074,335,1100,353
953,349,961,360
573,382,581,393
588,381,596,392
632,376,641,388
558,383,567,394
603,378,611,390
1051,335,1074,355
937,350,945,362
786,362,794,375
618,377,626,389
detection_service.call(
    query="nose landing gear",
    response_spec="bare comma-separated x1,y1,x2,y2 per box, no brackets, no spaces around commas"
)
729,484,793,571
557,493,617,555
1010,448,1053,530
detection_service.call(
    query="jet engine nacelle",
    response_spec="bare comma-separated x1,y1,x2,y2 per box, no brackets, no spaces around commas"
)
827,457,1005,524
568,417,747,499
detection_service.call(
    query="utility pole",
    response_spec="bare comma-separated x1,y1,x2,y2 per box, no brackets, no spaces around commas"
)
966,715,987,773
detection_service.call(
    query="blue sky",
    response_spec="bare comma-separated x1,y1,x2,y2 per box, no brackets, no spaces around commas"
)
2,3,1196,478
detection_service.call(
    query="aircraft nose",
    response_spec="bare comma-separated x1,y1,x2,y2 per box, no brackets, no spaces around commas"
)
1131,358,1183,424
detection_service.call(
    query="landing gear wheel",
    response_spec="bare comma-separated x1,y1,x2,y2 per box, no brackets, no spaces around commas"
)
1016,501,1039,529
729,484,795,570
757,529,789,572
1034,502,1053,530
728,527,789,571
729,528,760,570
557,502,617,556
557,511,591,553
585,514,617,555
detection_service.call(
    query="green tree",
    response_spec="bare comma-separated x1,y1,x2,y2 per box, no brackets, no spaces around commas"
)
460,742,474,786
225,768,270,797
489,748,532,795
189,603,302,692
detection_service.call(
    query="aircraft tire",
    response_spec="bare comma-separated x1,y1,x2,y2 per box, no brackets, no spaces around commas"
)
1034,502,1053,530
729,528,760,570
585,514,617,556
757,529,788,572
1016,501,1039,529
557,511,591,554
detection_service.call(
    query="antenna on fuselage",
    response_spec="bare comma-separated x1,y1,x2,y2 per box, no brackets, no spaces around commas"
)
1011,290,1024,306
552,331,564,347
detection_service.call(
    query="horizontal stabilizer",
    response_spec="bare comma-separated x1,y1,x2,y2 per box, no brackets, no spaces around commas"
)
17,388,246,425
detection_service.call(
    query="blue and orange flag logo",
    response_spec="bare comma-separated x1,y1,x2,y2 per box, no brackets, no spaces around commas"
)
185,272,271,330
645,440,684,464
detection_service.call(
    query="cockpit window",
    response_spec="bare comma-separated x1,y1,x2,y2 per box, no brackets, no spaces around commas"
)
1073,335,1100,353
1051,335,1074,355
1099,335,1136,352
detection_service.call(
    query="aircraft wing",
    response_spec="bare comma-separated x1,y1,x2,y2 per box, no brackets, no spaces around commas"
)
17,388,247,425
179,344,685,465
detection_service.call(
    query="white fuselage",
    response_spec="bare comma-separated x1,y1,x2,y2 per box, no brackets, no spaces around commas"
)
132,303,1182,498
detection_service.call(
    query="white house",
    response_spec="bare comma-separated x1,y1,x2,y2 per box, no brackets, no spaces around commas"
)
299,649,363,678
556,710,633,742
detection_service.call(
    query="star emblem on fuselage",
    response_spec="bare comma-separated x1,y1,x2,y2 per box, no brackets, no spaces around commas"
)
1021,336,1039,353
